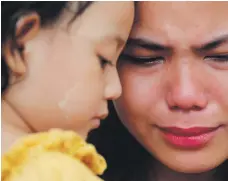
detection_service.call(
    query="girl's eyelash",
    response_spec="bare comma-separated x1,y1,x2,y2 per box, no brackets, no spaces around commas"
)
120,54,165,66
98,55,112,69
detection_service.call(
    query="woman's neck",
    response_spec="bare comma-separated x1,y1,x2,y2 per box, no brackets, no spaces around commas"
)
149,159,218,181
2,100,31,153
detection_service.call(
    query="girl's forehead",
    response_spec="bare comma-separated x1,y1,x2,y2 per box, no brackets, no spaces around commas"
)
65,3,132,45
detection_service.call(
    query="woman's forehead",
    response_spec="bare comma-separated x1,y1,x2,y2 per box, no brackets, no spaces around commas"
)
131,2,228,48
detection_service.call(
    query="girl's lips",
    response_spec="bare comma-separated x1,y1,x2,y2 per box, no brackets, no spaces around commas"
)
158,126,221,149
91,119,101,129
91,112,108,129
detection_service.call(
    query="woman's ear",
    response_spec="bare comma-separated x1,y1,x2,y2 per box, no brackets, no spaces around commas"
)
3,12,40,76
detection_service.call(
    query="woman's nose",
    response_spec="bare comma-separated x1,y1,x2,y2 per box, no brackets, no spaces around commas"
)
165,61,208,111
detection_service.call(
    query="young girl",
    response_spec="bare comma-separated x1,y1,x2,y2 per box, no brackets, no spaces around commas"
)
2,2,134,181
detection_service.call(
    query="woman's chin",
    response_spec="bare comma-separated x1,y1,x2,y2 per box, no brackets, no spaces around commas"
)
149,131,228,174
166,162,215,174
159,155,223,174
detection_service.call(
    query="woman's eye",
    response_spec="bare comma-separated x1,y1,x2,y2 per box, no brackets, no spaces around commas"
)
204,54,228,69
119,54,165,66
98,55,112,69
204,55,228,63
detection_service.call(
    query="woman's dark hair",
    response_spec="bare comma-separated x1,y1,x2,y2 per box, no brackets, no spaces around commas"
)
88,101,228,181
1,1,92,94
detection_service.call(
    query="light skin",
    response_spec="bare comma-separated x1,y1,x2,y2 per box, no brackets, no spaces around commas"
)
2,2,134,152
115,2,228,181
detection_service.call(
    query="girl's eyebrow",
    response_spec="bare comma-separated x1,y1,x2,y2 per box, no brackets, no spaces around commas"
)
107,34,125,49
98,34,126,51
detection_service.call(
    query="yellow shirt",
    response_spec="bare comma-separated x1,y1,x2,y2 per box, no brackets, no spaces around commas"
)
2,129,107,181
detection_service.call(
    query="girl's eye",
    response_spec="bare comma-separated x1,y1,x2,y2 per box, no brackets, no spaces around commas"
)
98,55,112,69
119,54,165,66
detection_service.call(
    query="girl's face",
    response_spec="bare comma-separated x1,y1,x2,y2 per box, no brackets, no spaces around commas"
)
5,2,134,138
115,2,228,173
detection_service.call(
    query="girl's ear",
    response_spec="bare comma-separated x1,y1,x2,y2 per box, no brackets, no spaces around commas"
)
16,12,40,45
3,12,40,76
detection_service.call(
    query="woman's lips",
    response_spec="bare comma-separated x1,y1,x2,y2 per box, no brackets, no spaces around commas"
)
159,126,219,136
158,126,221,149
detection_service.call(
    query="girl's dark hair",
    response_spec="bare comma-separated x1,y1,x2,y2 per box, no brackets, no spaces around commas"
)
1,1,92,94
88,101,228,181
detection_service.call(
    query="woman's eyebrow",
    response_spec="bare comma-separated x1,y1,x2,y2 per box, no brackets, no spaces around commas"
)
126,38,171,52
194,34,228,53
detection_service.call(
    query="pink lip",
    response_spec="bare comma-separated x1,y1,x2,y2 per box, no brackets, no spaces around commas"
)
91,112,108,129
158,126,221,149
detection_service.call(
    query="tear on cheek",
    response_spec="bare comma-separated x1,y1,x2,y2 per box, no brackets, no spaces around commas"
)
58,85,78,121
58,101,70,121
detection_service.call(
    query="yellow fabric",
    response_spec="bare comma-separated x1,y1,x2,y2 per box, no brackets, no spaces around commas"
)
2,129,106,181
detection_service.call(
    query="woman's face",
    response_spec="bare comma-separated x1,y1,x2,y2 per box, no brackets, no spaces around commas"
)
115,2,228,173
6,2,134,138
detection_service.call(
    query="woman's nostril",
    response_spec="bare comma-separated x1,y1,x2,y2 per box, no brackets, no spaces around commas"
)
170,105,203,112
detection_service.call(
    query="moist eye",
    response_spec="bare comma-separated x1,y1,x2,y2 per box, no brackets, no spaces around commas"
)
204,55,228,63
120,54,165,66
